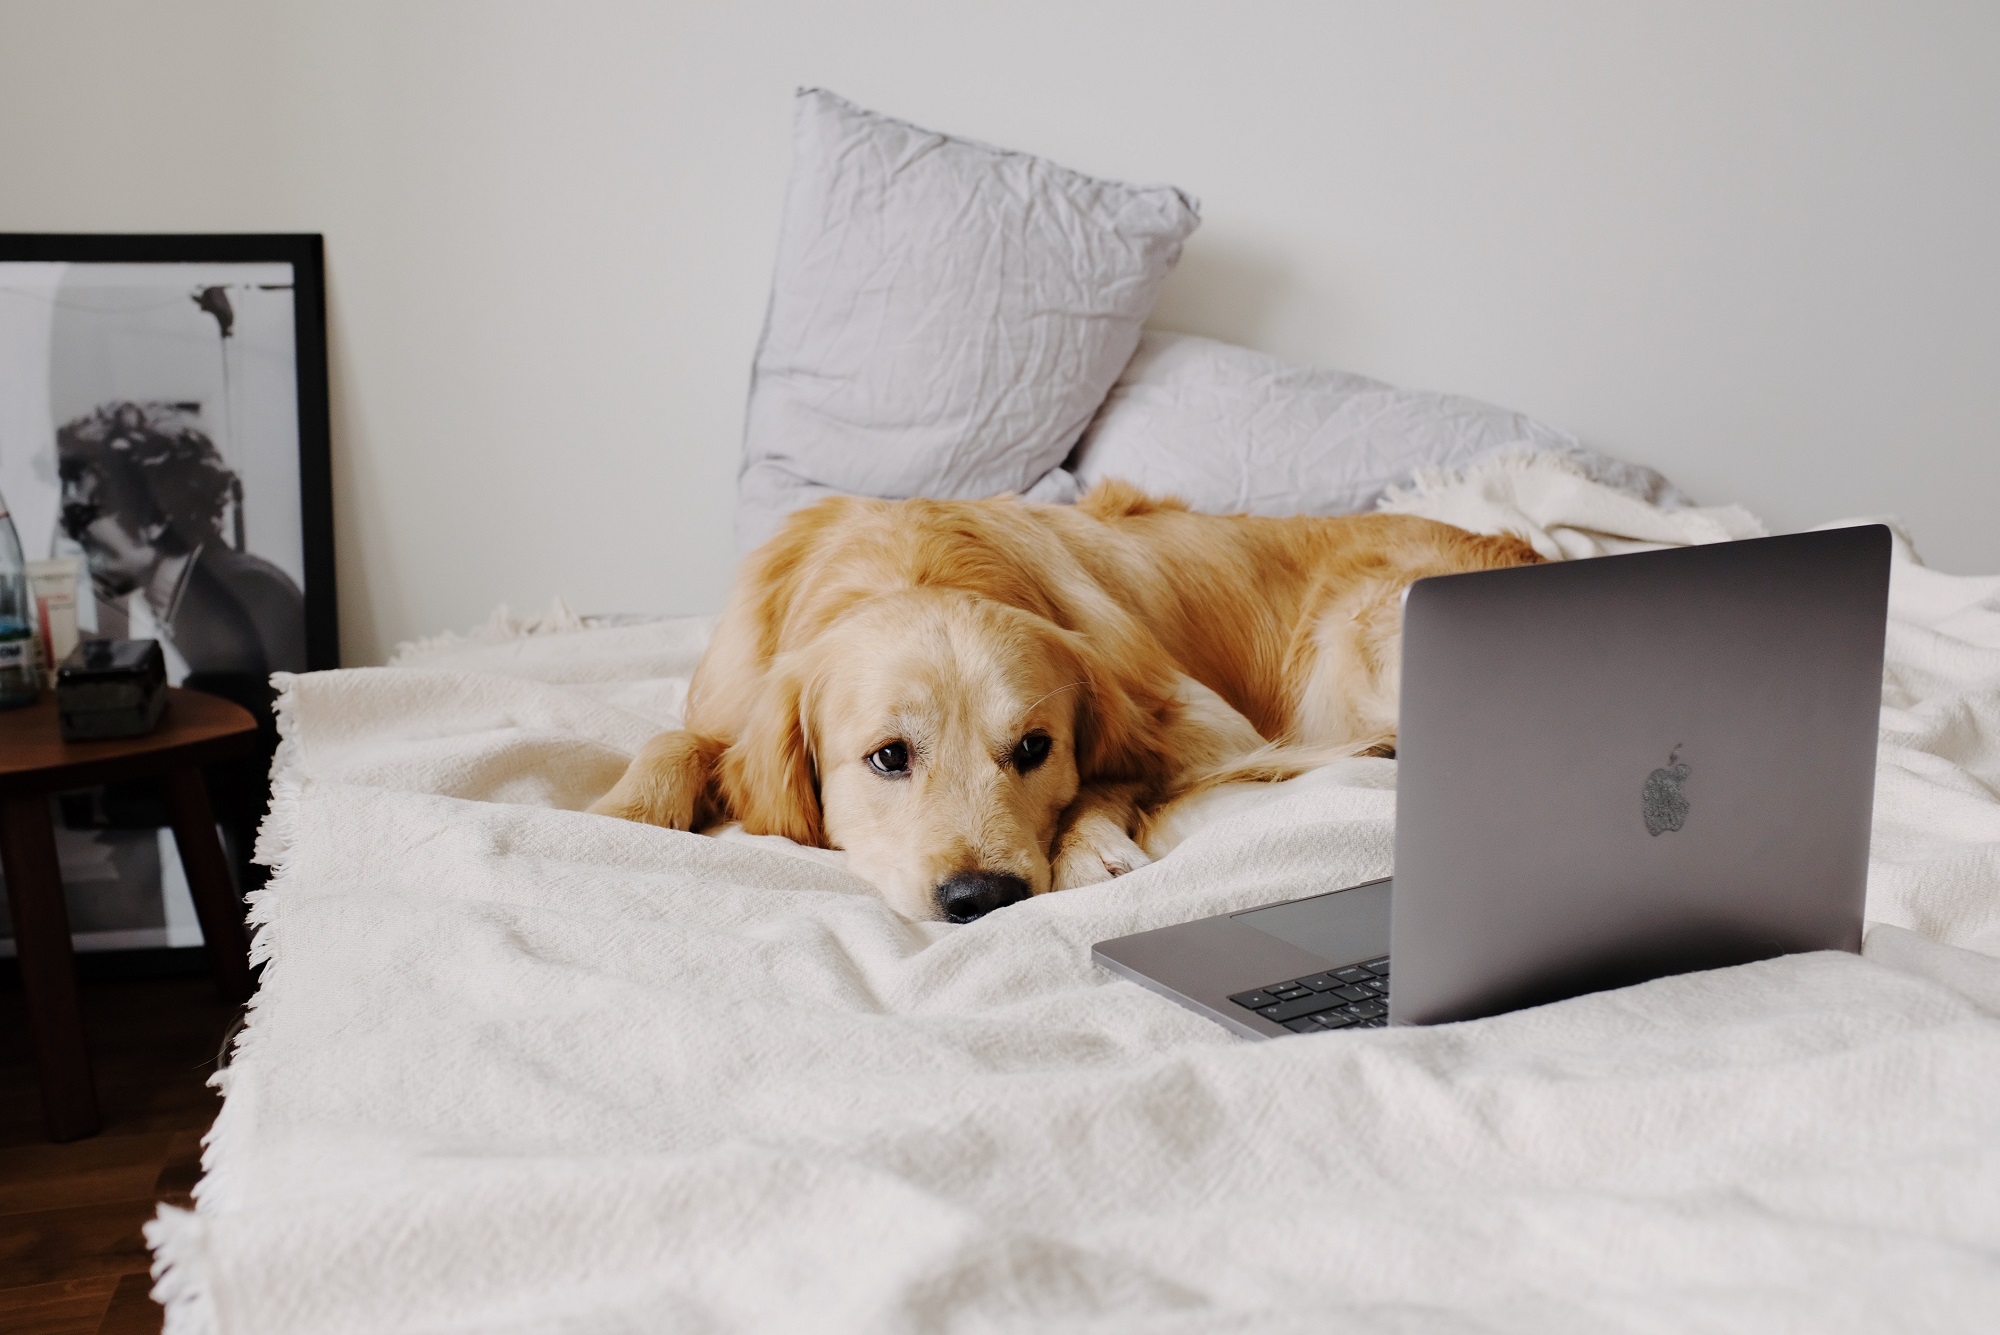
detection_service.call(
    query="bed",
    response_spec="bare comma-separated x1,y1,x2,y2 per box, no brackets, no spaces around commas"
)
142,455,2000,1334
150,92,2000,1333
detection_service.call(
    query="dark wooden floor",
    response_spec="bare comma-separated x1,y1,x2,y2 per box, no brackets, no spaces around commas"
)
0,970,238,1335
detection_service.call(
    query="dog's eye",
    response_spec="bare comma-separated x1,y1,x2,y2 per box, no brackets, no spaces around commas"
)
1012,731,1052,774
866,741,911,777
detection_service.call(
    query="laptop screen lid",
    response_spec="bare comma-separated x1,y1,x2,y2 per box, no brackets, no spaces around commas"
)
1390,526,1891,1026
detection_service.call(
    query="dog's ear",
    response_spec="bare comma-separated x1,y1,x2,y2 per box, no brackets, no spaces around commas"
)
1060,624,1269,790
715,662,823,846
1060,629,1180,788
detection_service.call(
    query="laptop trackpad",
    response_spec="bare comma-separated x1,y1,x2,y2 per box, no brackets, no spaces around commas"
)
1233,877,1393,966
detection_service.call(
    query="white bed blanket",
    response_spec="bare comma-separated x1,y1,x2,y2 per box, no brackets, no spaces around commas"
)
151,460,2000,1333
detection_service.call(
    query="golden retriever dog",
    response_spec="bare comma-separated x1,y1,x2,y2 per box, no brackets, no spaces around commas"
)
592,481,1538,921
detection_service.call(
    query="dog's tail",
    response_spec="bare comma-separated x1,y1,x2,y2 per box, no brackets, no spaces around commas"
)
1170,734,1395,798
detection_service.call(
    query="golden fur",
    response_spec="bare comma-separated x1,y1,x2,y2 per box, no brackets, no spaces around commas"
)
591,481,1539,919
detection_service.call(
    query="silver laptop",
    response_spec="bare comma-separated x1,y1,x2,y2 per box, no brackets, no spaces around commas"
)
1093,526,1892,1037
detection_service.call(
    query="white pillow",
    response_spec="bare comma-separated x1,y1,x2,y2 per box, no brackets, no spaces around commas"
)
1068,332,1686,516
737,90,1200,552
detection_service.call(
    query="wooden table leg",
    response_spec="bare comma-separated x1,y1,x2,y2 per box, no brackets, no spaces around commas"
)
0,793,101,1142
161,769,254,1005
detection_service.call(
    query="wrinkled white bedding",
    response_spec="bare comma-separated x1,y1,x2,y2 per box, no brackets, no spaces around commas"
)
150,459,2000,1333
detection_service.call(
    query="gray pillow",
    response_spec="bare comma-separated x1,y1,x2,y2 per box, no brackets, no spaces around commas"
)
737,90,1200,552
1069,332,1688,516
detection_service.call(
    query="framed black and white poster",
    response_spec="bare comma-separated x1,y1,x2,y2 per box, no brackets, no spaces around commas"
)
0,234,335,958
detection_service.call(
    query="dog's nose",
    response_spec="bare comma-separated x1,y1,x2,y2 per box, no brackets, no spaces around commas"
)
935,870,1032,924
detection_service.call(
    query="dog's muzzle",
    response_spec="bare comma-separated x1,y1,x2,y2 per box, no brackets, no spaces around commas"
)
935,870,1031,923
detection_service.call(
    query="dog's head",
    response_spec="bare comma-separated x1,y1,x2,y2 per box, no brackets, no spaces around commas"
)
715,589,1172,922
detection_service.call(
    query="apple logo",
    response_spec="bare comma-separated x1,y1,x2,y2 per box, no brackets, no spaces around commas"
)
1642,745,1691,836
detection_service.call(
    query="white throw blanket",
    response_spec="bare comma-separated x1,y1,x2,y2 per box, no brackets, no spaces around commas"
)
151,459,2000,1333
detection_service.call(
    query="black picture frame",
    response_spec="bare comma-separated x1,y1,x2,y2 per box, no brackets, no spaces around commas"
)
0,232,337,669
0,233,336,971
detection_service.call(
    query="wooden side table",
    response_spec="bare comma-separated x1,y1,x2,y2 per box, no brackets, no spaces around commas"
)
1,687,260,1141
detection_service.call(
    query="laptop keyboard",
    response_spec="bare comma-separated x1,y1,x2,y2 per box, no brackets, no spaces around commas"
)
1228,957,1390,1033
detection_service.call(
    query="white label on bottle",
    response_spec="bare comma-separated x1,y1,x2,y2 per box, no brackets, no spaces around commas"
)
0,638,28,670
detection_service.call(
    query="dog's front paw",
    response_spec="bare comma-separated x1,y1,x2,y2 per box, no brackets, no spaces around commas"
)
1052,817,1153,891
587,730,722,829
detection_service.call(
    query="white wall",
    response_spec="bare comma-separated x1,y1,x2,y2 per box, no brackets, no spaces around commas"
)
3,1,1995,664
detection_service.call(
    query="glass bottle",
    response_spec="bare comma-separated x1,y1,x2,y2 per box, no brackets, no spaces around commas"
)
0,486,39,707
